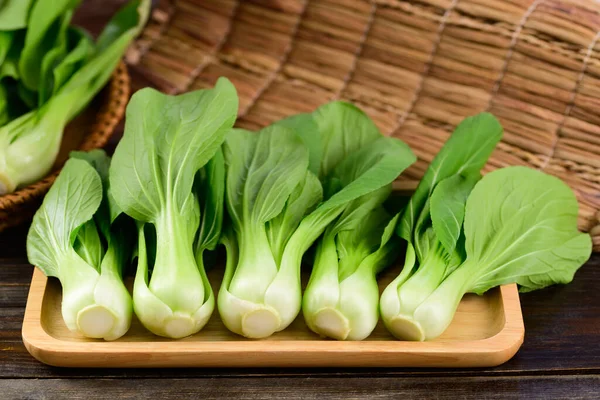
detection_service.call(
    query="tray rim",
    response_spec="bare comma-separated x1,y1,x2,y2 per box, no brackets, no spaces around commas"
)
22,268,525,368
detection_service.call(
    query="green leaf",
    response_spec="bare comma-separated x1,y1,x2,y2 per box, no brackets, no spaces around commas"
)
43,27,94,103
275,113,321,175
327,185,391,238
19,0,79,91
463,166,592,294
314,101,381,179
359,210,403,276
69,150,135,280
95,0,141,53
38,11,72,106
293,136,416,260
266,170,322,264
70,150,110,184
0,85,8,126
322,137,415,213
335,205,391,280
195,148,226,256
430,173,479,258
398,112,503,242
381,211,400,248
0,0,35,30
0,30,24,81
70,149,119,239
0,31,12,64
54,0,149,123
515,234,592,293
26,158,103,277
223,125,309,229
111,79,238,223
73,218,104,270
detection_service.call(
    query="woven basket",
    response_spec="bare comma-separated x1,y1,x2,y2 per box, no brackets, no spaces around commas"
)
0,62,130,232
125,0,600,250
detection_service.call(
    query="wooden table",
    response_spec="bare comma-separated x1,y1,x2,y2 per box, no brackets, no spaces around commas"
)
1,225,599,399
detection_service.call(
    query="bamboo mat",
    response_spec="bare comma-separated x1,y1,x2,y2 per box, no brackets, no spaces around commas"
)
124,0,600,250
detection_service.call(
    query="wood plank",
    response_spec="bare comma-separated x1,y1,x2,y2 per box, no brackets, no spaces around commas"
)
0,376,599,399
0,284,28,308
0,226,28,259
0,308,24,339
0,264,33,284
1,339,599,379
509,260,600,372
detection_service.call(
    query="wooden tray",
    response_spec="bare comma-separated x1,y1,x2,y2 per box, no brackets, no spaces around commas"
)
22,263,524,368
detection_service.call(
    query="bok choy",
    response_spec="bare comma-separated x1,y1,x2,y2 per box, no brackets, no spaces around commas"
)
219,101,415,339
218,125,321,339
26,150,133,340
381,113,592,341
299,102,414,341
0,0,149,194
110,79,238,339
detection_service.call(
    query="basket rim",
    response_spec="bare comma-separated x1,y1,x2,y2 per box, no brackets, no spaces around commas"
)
0,61,130,210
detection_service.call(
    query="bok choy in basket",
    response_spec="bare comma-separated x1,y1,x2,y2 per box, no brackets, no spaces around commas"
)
0,0,150,194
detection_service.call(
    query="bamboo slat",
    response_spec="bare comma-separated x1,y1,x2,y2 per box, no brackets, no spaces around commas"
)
126,0,600,250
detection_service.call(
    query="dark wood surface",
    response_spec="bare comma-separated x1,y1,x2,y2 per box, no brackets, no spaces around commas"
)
1,225,599,398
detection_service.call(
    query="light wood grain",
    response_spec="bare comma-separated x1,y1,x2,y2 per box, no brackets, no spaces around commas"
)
22,264,524,368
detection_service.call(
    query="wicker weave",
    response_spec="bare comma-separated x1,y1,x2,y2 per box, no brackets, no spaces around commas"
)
126,0,600,250
0,62,130,232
